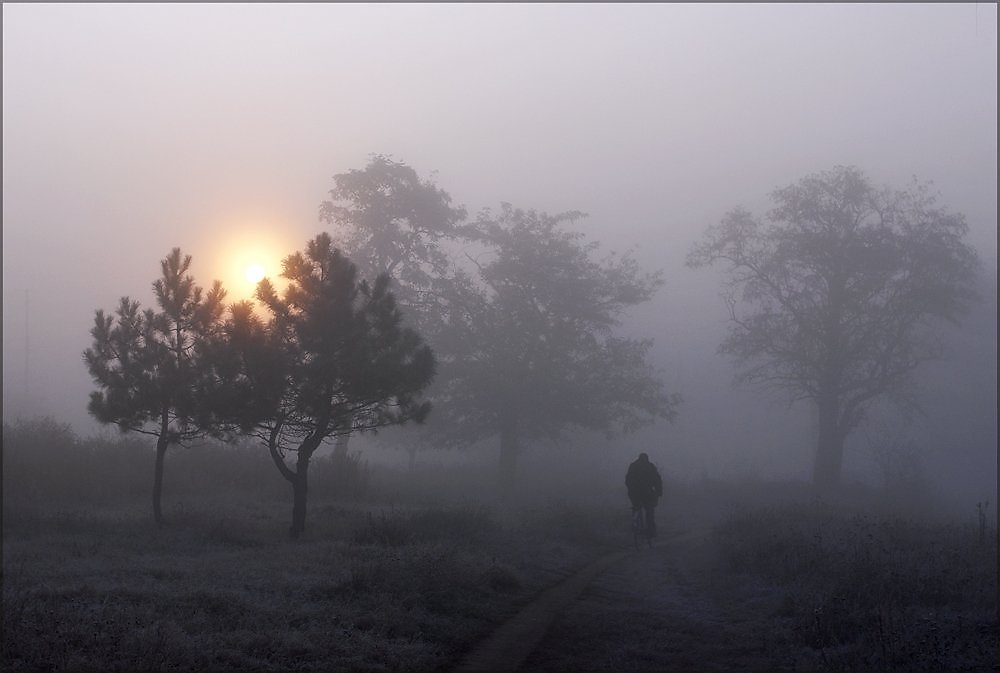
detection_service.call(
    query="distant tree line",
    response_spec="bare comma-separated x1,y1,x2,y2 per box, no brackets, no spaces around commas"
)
84,158,979,533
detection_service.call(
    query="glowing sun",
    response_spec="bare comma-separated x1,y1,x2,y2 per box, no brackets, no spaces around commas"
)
244,263,267,284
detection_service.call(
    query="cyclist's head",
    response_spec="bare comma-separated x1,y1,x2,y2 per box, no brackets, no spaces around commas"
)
638,452,649,462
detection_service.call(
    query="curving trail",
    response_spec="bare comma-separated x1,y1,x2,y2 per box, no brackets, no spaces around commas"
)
453,528,721,673
453,548,632,673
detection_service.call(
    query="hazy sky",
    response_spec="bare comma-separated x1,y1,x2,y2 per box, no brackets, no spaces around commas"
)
3,4,996,498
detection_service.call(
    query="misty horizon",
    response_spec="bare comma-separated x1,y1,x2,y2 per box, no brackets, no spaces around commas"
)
3,4,997,509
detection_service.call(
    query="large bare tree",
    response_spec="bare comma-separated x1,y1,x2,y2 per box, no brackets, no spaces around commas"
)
687,166,979,489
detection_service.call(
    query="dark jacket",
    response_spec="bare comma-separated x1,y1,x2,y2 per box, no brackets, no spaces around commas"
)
626,457,663,507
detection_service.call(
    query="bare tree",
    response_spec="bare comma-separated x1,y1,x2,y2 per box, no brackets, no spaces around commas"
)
433,203,680,494
688,166,979,489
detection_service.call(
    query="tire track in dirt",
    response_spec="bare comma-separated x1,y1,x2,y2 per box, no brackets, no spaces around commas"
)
453,529,707,673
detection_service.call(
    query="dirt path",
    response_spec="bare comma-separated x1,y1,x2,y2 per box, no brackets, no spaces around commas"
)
455,527,791,672
453,547,633,673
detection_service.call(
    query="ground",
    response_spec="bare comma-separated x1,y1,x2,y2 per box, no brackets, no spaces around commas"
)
3,489,996,672
458,499,998,673
458,526,801,672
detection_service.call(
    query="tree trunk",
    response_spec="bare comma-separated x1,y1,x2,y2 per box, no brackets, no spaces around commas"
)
813,394,845,491
290,449,311,539
498,414,518,498
152,434,168,527
332,432,350,461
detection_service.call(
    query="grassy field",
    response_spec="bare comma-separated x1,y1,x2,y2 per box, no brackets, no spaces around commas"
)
2,495,624,673
2,418,997,671
5,493,995,672
709,501,998,671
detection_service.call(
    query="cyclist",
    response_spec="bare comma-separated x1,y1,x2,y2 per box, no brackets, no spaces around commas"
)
625,452,663,538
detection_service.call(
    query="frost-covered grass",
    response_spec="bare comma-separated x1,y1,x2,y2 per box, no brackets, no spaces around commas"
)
1,496,608,673
5,418,995,670
0,417,630,672
712,501,998,671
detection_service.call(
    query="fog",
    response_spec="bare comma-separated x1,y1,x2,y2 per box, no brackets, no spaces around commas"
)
3,4,997,510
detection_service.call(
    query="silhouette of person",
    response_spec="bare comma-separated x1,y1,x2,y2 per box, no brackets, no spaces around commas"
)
625,452,663,537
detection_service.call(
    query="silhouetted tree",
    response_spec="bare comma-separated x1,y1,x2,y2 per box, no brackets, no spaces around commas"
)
83,248,226,525
206,233,436,537
434,204,680,494
319,154,466,308
687,166,980,490
319,154,466,465
193,300,287,437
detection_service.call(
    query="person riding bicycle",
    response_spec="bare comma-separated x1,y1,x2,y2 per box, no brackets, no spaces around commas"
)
625,452,663,538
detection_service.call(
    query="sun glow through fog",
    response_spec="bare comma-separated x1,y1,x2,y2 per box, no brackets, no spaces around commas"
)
244,263,266,284
195,214,295,303
227,247,285,301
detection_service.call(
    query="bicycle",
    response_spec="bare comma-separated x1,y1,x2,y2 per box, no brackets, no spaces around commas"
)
631,506,652,549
